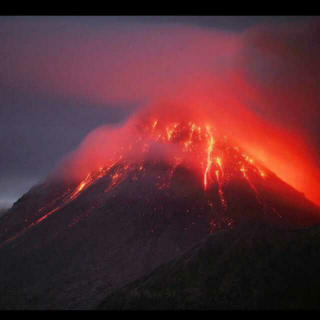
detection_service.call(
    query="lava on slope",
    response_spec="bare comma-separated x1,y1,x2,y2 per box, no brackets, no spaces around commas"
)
0,118,320,310
1,119,319,249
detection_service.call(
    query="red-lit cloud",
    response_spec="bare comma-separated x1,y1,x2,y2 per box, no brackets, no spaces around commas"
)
2,18,320,205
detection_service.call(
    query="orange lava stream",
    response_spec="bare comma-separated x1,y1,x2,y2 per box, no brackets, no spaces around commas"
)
204,126,215,191
1,118,298,247
240,164,260,200
215,169,227,210
0,158,123,247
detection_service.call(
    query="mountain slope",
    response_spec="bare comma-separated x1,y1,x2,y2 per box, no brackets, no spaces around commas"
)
0,120,319,309
99,223,320,310
0,209,7,218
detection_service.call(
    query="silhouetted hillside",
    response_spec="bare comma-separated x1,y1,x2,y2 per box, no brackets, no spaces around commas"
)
0,208,7,218
0,123,319,309
99,223,320,310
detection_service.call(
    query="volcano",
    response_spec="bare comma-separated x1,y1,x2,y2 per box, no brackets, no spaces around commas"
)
0,119,319,309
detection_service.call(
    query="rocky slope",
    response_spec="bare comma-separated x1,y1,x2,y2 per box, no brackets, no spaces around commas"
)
99,223,320,310
0,121,319,309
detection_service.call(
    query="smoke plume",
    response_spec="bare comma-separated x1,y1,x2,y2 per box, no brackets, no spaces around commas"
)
2,18,320,205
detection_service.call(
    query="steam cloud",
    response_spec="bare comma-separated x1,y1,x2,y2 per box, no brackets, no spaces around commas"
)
2,18,320,205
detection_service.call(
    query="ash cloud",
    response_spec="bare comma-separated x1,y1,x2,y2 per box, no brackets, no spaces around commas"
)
1,17,320,205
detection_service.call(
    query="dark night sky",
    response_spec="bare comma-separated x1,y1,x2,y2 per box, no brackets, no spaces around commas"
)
0,16,319,208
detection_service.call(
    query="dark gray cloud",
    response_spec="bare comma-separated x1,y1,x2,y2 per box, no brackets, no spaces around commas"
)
0,85,133,207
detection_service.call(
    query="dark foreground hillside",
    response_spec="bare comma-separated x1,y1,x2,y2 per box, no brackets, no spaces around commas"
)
99,223,320,310
0,209,7,218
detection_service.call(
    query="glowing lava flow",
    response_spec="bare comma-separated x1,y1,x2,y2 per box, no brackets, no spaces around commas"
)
204,126,215,191
215,172,227,211
166,123,179,142
151,120,158,134
105,160,135,193
68,158,121,202
0,158,123,247
137,119,268,198
1,118,281,248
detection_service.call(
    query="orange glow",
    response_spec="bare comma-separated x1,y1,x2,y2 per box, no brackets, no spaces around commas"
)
2,20,319,206
152,120,158,132
216,157,223,176
3,113,320,249
204,126,215,191
3,22,320,250
240,165,258,194
56,100,320,207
